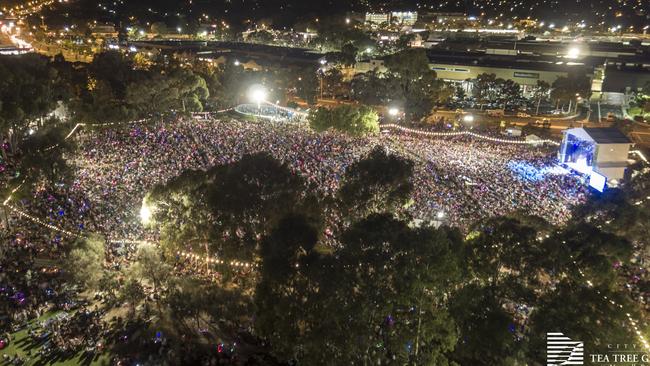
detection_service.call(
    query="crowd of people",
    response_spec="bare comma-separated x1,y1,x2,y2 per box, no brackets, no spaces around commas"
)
5,116,589,245
0,115,601,363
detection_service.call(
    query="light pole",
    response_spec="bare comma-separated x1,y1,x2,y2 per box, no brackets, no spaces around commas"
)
318,59,327,100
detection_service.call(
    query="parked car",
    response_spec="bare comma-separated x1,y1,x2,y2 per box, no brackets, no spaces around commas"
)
487,109,505,117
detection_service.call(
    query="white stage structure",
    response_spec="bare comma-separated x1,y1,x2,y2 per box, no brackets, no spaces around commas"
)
558,127,632,191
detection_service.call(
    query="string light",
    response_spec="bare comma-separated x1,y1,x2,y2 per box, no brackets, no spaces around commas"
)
176,250,258,270
382,124,561,146
4,203,79,237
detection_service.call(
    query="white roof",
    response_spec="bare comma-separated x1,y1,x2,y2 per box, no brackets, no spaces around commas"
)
563,127,594,142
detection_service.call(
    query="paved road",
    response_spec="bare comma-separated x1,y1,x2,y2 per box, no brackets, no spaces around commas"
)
588,103,624,123
429,108,597,131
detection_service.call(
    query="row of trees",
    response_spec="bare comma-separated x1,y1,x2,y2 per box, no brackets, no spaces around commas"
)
350,49,455,120
0,54,71,154
0,52,216,133
72,51,210,123
471,72,527,107
470,71,590,110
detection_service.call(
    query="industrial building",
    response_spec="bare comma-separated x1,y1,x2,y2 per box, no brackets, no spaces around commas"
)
354,50,584,96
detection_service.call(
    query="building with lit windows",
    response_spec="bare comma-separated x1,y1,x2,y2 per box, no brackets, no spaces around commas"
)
365,13,390,25
391,11,418,26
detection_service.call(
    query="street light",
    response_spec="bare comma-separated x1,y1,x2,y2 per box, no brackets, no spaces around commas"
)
463,114,474,123
566,46,580,59
388,107,399,117
317,63,326,99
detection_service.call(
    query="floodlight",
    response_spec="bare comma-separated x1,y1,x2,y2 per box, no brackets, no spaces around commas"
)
248,85,268,105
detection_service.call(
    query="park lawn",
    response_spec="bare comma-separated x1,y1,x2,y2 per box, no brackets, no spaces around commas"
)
228,111,259,122
0,310,111,366
628,107,650,120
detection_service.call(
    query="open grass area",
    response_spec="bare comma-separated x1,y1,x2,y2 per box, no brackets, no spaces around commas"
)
628,107,650,121
0,311,111,366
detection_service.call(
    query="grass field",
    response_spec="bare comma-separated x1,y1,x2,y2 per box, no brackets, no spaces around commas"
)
0,311,111,366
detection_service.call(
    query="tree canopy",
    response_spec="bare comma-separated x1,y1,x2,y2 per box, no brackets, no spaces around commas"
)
308,104,379,136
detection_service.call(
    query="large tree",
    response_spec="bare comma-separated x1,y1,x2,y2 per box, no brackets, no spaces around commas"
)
338,146,414,218
148,153,313,260
0,54,70,151
126,67,209,114
349,49,452,119
308,104,379,136
551,72,591,104
64,234,107,291
527,280,640,362
18,123,76,185
255,213,462,365
294,66,320,105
